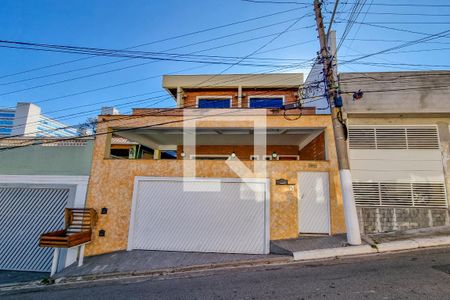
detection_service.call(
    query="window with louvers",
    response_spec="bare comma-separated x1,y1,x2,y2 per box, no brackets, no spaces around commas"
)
353,182,447,208
348,126,440,150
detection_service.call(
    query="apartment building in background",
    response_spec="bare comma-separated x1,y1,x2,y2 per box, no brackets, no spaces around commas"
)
0,102,79,137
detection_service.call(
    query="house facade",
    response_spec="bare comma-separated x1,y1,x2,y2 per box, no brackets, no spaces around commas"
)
339,71,450,233
0,138,94,273
83,73,348,256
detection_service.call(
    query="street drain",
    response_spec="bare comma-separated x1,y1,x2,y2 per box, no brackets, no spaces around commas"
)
432,264,450,275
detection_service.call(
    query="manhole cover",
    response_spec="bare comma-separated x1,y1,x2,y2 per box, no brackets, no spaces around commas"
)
432,264,450,274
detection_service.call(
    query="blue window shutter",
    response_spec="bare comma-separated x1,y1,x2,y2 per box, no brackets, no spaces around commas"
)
198,99,231,108
249,98,283,108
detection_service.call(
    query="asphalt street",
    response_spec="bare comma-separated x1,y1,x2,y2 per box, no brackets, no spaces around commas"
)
2,247,450,299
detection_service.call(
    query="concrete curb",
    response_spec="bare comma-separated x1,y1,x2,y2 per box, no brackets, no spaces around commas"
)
0,280,42,290
293,235,450,261
376,240,419,253
0,256,291,293
3,236,450,293
414,236,450,248
55,256,292,284
293,245,376,261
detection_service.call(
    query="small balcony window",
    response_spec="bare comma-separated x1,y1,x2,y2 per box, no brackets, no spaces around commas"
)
249,97,284,108
197,97,232,108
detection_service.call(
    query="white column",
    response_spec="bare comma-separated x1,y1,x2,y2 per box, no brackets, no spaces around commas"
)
237,86,242,108
153,149,161,160
50,248,60,277
176,87,183,108
340,169,362,245
78,244,85,267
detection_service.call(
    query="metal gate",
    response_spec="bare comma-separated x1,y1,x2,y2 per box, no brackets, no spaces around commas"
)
0,186,70,272
298,172,330,234
128,177,269,254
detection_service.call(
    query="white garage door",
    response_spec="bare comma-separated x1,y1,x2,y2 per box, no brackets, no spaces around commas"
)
0,185,69,272
128,177,269,254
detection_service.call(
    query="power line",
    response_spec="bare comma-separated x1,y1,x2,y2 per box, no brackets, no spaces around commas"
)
1,92,330,152
2,65,309,139
0,20,314,102
192,13,310,87
340,29,450,65
4,71,449,144
244,0,450,7
337,20,450,39
3,26,316,133
350,21,450,25
3,37,317,130
350,12,450,17
326,0,340,39
345,38,450,45
340,0,374,58
340,84,450,94
0,6,304,80
346,61,450,69
337,0,367,52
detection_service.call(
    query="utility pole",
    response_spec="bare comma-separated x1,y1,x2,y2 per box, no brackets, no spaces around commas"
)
313,0,361,245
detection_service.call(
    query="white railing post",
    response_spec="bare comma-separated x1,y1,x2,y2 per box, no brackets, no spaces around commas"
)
50,248,60,277
78,244,85,267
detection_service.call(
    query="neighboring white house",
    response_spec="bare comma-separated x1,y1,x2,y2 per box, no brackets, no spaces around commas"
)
340,71,450,233
0,138,94,273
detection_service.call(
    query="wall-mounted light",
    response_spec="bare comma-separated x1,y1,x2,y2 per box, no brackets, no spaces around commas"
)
230,152,237,158
272,151,278,159
180,152,186,158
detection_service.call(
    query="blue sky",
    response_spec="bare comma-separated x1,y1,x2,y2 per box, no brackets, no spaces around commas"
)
0,0,449,125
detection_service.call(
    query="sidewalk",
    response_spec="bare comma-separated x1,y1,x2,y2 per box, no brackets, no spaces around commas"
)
292,225,450,261
54,250,290,282
2,226,450,290
0,271,48,286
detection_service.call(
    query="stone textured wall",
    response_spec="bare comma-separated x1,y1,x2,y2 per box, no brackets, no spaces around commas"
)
84,114,346,256
357,207,450,234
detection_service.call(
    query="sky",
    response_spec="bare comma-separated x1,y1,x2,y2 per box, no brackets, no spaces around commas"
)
0,0,449,126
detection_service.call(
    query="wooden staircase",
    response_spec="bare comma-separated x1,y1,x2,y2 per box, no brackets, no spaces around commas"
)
40,208,97,248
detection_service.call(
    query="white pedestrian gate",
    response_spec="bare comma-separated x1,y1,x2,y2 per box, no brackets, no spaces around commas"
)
298,172,330,234
0,185,70,272
128,177,270,254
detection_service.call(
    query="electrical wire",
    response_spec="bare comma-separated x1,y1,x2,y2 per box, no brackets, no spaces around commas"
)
0,71,321,149
0,6,305,80
0,22,315,103
1,64,310,140
340,29,450,65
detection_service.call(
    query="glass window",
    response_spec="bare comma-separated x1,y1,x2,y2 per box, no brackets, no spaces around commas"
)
0,127,12,133
0,112,15,118
249,97,283,108
198,98,231,108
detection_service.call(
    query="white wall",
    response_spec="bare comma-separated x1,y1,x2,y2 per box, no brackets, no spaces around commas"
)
11,102,41,136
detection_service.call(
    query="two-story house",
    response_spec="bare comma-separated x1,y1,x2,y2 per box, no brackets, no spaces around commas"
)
81,73,348,256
